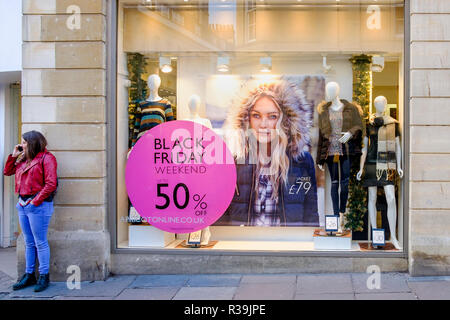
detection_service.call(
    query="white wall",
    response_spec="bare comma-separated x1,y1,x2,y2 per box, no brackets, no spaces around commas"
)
0,0,22,73
0,0,21,247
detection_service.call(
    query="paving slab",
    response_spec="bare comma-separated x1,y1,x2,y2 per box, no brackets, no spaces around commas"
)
0,271,14,294
7,282,68,299
115,288,180,300
0,248,18,279
240,274,297,284
352,272,410,293
407,281,450,300
8,275,136,298
233,283,296,300
130,275,190,288
355,292,418,300
186,275,242,287
408,276,450,282
62,275,136,297
0,282,14,294
53,296,114,300
173,287,236,300
294,293,355,300
297,273,353,294
5,297,58,300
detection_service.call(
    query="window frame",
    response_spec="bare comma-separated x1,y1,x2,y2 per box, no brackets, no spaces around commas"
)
107,0,410,258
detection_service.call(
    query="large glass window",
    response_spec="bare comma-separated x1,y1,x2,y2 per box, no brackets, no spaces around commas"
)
116,0,405,252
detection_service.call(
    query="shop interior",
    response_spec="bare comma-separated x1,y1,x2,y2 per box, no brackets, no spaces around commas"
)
116,0,405,252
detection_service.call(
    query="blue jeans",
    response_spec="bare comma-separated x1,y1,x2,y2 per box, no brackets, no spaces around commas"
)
326,155,351,215
16,201,54,274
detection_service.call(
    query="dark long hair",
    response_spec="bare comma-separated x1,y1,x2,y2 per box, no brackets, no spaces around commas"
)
22,130,47,160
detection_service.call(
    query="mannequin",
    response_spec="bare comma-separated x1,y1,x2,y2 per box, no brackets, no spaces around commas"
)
131,74,175,146
147,74,162,102
357,96,403,249
317,82,363,233
128,74,175,224
186,94,213,129
185,94,212,246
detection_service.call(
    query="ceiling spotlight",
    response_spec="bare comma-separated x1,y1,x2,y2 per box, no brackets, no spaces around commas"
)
260,57,272,73
159,56,172,73
217,56,230,73
372,56,385,72
322,54,332,73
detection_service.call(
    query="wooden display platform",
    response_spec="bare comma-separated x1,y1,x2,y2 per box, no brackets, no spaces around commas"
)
176,241,218,249
313,229,351,237
359,243,399,251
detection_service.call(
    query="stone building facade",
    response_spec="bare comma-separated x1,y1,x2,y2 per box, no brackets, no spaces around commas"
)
16,0,450,280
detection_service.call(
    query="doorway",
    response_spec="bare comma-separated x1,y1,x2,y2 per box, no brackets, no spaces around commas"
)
1,82,21,248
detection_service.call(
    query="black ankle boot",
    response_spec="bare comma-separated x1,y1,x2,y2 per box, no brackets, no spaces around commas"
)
12,273,37,291
34,274,50,292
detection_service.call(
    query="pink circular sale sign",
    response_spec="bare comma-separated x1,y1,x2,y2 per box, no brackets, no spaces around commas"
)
125,120,237,234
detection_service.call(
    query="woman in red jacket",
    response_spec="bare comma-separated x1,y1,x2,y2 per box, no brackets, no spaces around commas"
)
3,130,57,292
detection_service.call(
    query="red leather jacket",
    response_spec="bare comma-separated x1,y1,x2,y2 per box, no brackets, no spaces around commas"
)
3,149,58,206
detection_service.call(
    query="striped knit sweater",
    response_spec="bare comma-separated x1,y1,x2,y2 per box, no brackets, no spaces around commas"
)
132,98,175,146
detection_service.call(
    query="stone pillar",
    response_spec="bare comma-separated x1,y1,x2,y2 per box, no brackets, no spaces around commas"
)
20,0,110,281
410,0,450,276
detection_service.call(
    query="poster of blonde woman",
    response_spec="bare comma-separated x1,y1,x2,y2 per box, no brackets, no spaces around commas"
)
209,76,325,227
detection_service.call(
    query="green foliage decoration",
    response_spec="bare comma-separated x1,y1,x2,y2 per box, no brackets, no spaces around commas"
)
345,55,372,232
127,53,148,147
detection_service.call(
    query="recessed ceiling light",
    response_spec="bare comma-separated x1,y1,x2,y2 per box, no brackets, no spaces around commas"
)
260,57,272,73
159,57,172,73
217,56,230,73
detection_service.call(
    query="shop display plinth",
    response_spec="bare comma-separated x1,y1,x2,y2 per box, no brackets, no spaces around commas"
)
359,243,399,251
128,225,175,247
313,229,352,250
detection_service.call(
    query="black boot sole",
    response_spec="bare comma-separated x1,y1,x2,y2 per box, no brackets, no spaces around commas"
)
12,281,37,291
34,284,49,292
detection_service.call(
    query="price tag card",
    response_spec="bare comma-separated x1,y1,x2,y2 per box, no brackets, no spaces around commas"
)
372,228,385,246
325,215,339,232
187,230,202,245
126,120,237,234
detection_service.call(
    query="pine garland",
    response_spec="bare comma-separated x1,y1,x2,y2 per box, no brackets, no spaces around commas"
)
127,53,148,147
345,55,372,232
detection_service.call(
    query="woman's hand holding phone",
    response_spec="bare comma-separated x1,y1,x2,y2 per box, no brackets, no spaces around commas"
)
12,144,23,157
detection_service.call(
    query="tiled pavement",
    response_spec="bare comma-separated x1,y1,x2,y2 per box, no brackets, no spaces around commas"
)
0,272,449,300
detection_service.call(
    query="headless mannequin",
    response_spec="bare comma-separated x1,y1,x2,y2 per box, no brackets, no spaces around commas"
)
318,82,352,233
147,74,163,102
357,96,403,249
186,94,212,246
187,94,213,129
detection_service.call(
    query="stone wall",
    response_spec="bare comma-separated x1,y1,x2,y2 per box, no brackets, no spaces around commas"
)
409,0,450,275
20,0,109,281
18,0,450,279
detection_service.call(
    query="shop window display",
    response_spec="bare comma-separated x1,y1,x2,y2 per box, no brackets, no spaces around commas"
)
116,0,405,252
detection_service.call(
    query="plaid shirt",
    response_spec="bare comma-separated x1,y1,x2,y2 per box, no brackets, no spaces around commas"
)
252,173,280,226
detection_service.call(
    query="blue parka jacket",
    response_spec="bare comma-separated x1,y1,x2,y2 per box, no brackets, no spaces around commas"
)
215,152,319,227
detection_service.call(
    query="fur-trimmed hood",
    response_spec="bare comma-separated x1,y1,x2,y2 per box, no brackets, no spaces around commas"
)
317,99,364,116
224,80,313,161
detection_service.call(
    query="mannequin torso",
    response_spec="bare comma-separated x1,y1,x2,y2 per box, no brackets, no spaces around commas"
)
131,74,175,146
186,94,212,129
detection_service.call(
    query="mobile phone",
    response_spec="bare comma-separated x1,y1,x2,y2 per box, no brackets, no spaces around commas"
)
17,145,23,152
